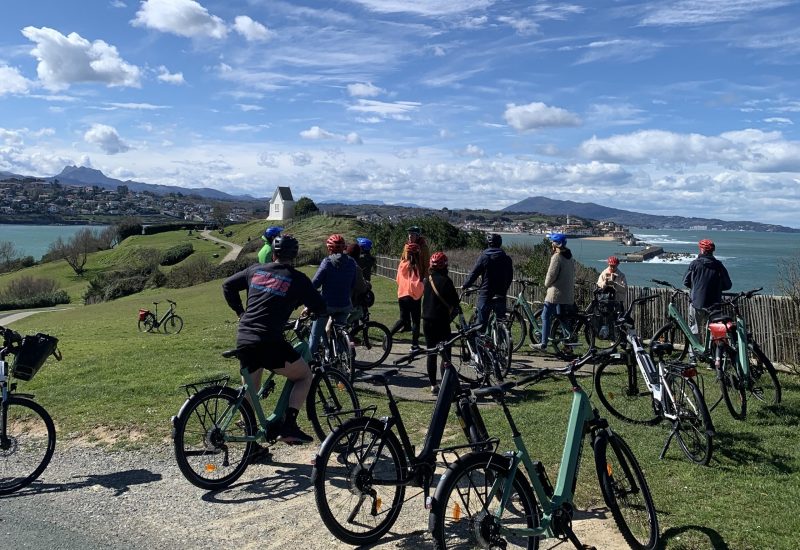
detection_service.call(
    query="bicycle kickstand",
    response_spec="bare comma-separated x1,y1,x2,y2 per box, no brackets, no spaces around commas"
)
659,423,679,460
565,526,597,550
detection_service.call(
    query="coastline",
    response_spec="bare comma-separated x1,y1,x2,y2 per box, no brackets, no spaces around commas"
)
497,231,616,242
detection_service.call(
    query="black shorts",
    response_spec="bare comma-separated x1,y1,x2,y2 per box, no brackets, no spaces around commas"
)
237,339,301,373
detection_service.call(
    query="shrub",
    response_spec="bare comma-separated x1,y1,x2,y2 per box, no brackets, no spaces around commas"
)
165,256,215,288
160,243,194,266
0,290,70,311
83,265,164,304
1,276,60,300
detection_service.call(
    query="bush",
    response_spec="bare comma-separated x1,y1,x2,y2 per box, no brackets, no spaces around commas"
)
370,217,484,256
0,290,70,311
160,243,194,266
83,265,165,304
1,276,60,300
164,256,215,288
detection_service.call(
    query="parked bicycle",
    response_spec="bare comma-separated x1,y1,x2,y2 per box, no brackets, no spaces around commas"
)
454,289,507,386
138,299,184,334
312,324,493,546
1,325,60,495
592,295,715,465
171,317,360,490
346,305,393,373
429,348,659,550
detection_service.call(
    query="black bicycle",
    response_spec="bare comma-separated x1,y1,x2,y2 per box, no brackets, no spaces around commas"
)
138,299,183,334
346,306,393,372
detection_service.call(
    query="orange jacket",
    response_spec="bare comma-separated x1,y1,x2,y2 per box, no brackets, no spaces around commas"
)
396,260,424,300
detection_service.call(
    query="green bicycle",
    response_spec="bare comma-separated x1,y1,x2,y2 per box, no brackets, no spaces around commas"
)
429,348,659,550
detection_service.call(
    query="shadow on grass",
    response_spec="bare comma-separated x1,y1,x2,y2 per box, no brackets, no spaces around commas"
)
659,524,731,550
712,430,795,474
0,468,162,499
201,459,312,504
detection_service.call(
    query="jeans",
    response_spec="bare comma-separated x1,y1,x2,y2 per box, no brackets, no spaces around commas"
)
310,306,351,356
541,302,574,346
476,296,507,327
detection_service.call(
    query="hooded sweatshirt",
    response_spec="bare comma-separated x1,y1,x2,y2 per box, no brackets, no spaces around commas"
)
683,253,732,309
462,247,514,299
544,247,575,304
312,253,358,309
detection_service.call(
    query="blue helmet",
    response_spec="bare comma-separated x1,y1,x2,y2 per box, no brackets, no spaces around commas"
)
263,226,283,240
356,237,373,251
548,232,567,246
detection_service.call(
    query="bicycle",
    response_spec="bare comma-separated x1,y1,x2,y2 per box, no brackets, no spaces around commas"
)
346,306,393,373
429,349,659,550
171,318,360,490
0,325,61,495
138,299,184,334
311,324,494,546
454,289,507,386
463,290,513,377
592,295,715,465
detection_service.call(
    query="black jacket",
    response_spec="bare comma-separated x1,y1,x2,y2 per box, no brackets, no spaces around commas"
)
423,270,461,322
683,253,732,309
463,247,513,298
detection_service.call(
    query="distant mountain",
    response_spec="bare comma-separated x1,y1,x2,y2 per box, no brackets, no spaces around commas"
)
48,166,251,201
0,170,26,180
504,196,799,233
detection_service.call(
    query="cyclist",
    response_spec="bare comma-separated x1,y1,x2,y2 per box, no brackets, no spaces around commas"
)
309,234,358,357
539,232,575,351
461,233,513,326
344,242,372,324
390,242,424,350
407,225,430,278
356,237,377,281
257,226,283,264
423,251,461,394
683,238,732,363
597,255,628,307
222,234,325,445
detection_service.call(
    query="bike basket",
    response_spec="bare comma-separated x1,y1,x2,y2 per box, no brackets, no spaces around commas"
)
708,322,729,342
138,308,149,321
11,333,59,381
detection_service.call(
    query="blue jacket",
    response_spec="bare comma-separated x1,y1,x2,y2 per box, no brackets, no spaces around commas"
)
463,247,514,299
312,253,358,309
683,253,732,309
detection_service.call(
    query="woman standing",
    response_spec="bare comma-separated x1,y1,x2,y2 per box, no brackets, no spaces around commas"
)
539,233,575,351
390,242,424,350
422,252,460,394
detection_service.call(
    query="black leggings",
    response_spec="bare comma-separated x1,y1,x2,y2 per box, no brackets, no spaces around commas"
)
390,296,421,348
423,319,451,386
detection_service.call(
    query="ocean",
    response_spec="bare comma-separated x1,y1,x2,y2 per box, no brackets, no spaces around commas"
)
0,224,109,261
502,228,800,294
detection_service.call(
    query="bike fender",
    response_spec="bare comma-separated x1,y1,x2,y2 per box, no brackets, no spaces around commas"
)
310,416,390,483
171,385,228,438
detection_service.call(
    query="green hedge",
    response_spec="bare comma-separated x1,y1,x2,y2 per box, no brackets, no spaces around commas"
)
160,243,194,266
0,290,71,311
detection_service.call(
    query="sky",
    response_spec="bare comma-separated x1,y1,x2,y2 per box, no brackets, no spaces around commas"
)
2,1,800,227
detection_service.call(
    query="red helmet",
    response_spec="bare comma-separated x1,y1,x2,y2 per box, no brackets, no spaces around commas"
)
326,234,346,253
430,251,448,269
404,242,420,255
607,256,620,266
698,239,715,253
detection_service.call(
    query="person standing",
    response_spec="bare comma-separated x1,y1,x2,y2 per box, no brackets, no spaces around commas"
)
406,226,430,278
539,233,575,351
461,233,513,326
683,239,732,362
344,242,371,324
422,252,461,394
257,226,283,264
356,237,377,282
390,242,424,350
597,256,628,307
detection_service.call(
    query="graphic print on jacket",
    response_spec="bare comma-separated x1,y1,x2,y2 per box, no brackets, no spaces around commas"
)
251,270,292,296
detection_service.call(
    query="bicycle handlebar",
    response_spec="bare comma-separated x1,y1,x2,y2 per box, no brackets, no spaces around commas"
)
723,288,763,301
393,324,482,365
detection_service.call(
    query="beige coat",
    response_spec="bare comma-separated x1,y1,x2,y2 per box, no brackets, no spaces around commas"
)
544,249,575,304
597,267,628,306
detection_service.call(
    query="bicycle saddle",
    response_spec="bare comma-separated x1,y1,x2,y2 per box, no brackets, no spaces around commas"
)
650,342,674,355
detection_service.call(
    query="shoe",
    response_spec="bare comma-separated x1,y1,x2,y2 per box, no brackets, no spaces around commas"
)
278,423,313,445
410,345,421,352
537,343,548,352
431,385,440,395
248,442,272,464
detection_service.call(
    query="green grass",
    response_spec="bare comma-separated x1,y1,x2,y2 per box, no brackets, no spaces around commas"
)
224,214,371,248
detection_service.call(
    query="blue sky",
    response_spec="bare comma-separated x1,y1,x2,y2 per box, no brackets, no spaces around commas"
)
2,1,800,227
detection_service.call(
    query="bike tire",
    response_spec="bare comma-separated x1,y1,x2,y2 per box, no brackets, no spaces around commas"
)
312,418,407,545
494,322,513,377
714,343,747,420
530,308,545,347
430,451,540,550
507,308,527,353
333,328,355,383
594,432,659,550
173,386,255,490
667,373,714,466
549,317,579,359
307,369,361,441
138,313,156,333
454,335,484,385
0,396,56,495
595,359,661,425
649,322,688,362
162,314,184,334
745,342,781,406
351,321,392,370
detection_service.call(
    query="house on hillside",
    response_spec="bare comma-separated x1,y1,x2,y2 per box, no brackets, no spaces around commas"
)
267,186,295,220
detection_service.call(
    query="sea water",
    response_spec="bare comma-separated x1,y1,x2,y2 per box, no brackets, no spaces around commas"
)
0,224,108,261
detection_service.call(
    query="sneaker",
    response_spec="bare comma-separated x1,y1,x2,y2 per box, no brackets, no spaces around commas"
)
537,343,548,352
431,385,440,395
248,442,272,464
410,345,421,352
278,423,313,445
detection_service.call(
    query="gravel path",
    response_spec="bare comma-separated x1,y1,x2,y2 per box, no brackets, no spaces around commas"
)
200,230,242,263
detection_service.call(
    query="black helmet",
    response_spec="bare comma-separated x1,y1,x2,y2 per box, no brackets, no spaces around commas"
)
487,233,502,248
272,234,299,260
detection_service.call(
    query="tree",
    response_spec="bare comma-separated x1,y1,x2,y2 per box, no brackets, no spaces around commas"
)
0,241,19,266
294,196,319,217
47,228,102,276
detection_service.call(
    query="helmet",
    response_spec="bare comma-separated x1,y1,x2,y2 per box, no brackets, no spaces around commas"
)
486,233,502,248
326,234,346,253
607,256,620,266
548,233,567,246
272,234,299,260
698,239,715,253
356,237,373,251
404,242,420,255
407,225,422,235
263,226,283,240
430,251,448,269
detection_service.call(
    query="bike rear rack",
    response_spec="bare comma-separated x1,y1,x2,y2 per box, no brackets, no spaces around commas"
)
179,374,231,398
436,438,501,468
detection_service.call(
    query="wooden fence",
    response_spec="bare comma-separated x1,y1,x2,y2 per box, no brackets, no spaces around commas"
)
375,255,800,365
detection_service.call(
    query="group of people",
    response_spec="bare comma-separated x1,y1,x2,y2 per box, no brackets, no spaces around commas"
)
222,221,732,447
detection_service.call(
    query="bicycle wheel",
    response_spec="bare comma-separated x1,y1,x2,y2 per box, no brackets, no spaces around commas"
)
549,317,578,358
507,308,527,353
333,328,355,381
138,313,156,333
595,359,660,425
431,451,540,550
454,336,484,385
745,342,781,406
0,396,56,495
313,418,407,545
594,432,659,550
667,373,713,465
494,322,512,377
162,314,184,334
173,386,255,490
307,369,361,441
351,321,392,370
714,343,747,420
649,322,688,361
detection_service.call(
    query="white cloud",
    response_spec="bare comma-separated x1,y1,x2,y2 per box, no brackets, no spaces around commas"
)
102,102,170,110
563,39,664,65
300,126,362,144
640,0,792,27
237,104,263,112
222,123,269,133
157,66,185,85
587,103,648,126
764,117,793,125
110,1,127,8
462,144,485,157
291,152,312,166
342,0,494,16
132,0,227,39
504,102,582,131
347,82,384,98
348,99,421,120
84,123,131,154
497,16,539,35
22,26,140,90
345,132,363,145
233,15,273,42
0,65,32,95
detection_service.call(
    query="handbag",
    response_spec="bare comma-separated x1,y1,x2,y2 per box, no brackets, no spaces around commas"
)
428,275,455,319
